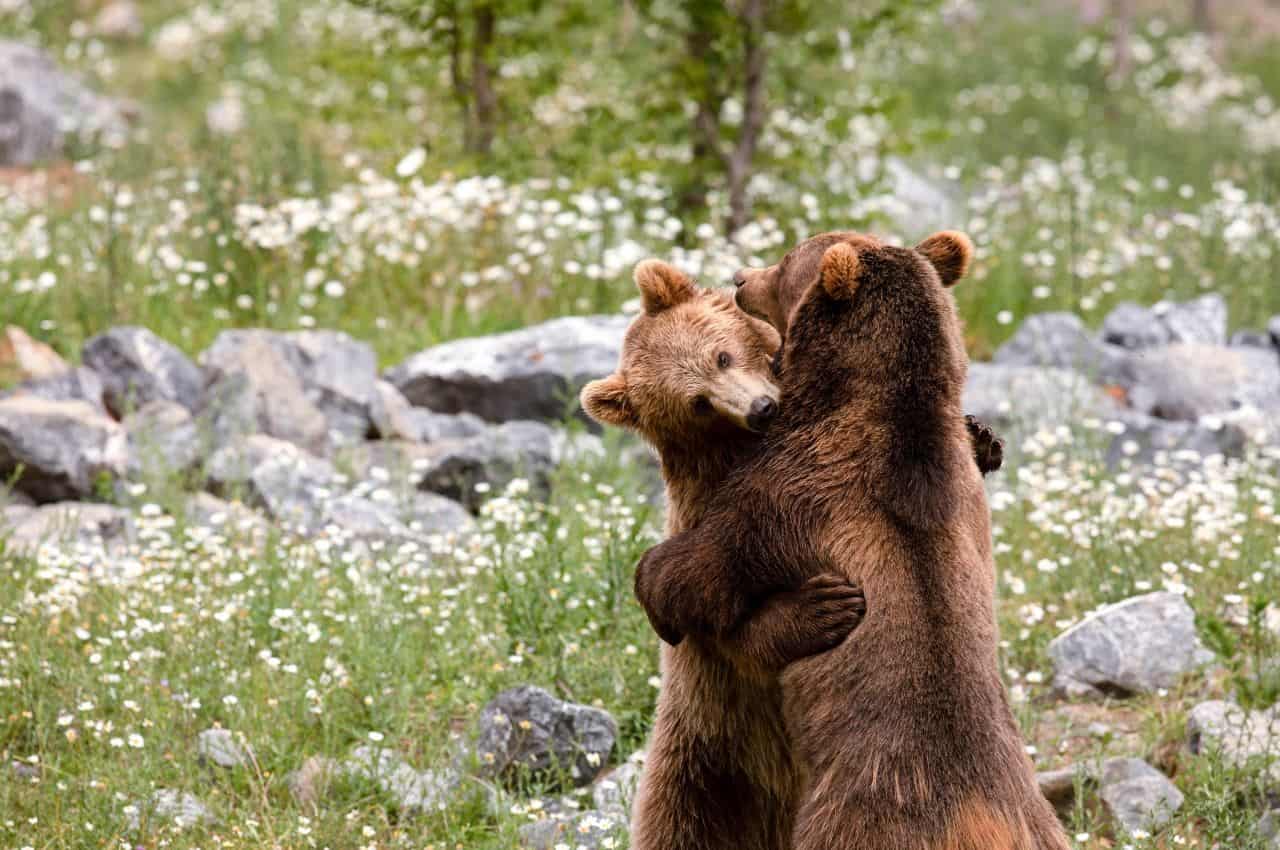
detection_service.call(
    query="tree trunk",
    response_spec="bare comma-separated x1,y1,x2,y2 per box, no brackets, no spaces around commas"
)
1191,0,1212,32
443,0,475,153
677,10,721,228
470,2,497,156
725,0,766,237
1111,0,1134,81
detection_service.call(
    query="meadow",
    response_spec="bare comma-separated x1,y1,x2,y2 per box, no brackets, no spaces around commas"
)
2,1,1280,848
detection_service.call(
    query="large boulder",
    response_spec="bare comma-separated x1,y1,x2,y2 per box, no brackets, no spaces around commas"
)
963,364,1116,439
991,312,1126,382
0,40,133,167
1,501,134,553
385,316,629,423
474,685,617,790
1187,700,1280,784
1118,344,1280,421
0,326,67,382
3,366,107,414
1048,591,1215,697
414,421,559,511
1098,757,1183,834
124,400,204,479
205,435,336,531
198,333,329,454
0,396,127,502
1102,295,1227,350
82,327,203,418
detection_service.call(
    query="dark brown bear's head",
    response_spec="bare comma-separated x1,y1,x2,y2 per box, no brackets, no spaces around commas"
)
581,259,783,447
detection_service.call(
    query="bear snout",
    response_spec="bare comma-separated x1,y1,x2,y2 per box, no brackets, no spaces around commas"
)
747,396,778,431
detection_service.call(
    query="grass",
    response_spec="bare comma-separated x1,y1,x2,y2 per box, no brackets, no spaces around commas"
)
2,0,1280,847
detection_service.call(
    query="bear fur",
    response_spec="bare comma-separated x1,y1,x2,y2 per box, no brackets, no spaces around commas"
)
632,231,1068,850
582,256,1008,850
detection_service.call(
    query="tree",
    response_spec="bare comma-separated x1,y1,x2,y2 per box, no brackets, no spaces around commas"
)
347,0,511,156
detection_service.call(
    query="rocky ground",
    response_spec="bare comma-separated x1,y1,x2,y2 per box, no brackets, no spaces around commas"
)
2,293,1280,847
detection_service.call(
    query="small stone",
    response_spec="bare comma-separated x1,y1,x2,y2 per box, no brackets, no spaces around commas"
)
197,728,250,768
287,756,340,810
0,396,127,502
592,756,642,816
1098,757,1183,834
1186,700,1280,784
4,366,107,414
518,810,628,850
1036,765,1088,810
1103,302,1170,349
344,746,463,816
127,790,214,830
83,326,203,418
3,501,134,554
1048,591,1216,697
0,325,67,382
474,685,617,790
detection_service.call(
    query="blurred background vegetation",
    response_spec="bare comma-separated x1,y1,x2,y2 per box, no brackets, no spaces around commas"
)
2,0,1280,360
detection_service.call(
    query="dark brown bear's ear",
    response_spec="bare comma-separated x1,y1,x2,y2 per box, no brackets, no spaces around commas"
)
915,231,973,287
635,259,696,315
819,242,862,300
580,373,635,428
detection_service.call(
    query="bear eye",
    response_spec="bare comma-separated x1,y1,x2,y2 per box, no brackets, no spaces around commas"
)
717,352,732,369
692,395,713,415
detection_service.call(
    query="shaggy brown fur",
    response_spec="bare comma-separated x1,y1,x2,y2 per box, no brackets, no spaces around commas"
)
582,258,1007,850
632,232,1068,850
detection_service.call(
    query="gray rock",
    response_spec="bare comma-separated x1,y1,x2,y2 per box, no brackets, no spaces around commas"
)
0,325,67,381
1260,809,1280,848
0,396,127,502
0,40,133,167
204,330,387,443
1269,315,1280,349
1103,410,1248,468
1160,294,1228,346
199,333,328,454
345,746,462,816
0,487,34,508
4,366,107,414
518,810,627,850
1098,757,1183,834
405,491,475,538
1187,700,1280,784
371,380,418,441
205,435,337,531
475,685,617,789
127,789,214,831
197,728,250,768
182,493,269,541
415,421,559,511
1048,591,1215,697
385,315,629,423
592,757,642,816
1119,344,1280,421
964,364,1117,438
404,408,490,443
1230,330,1272,348
286,756,340,810
82,327,203,418
1103,302,1170,350
992,312,1126,381
2,501,134,553
1037,764,1089,811
124,400,204,479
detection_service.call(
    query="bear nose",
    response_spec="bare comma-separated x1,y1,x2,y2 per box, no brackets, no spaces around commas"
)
747,396,778,430
732,270,748,288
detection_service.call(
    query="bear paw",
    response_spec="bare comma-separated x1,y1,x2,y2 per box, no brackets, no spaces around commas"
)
965,415,1004,476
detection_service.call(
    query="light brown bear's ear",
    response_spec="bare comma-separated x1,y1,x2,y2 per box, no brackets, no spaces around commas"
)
635,259,696,315
819,242,862,300
915,230,973,287
580,373,635,428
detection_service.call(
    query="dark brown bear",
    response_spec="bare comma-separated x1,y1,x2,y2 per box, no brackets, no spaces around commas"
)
632,232,1068,850
582,258,1006,850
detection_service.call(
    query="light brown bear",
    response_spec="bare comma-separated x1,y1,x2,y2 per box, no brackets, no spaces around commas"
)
631,232,1068,850
582,259,1005,850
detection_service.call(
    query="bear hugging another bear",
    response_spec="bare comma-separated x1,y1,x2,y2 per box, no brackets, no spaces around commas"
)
631,231,1067,850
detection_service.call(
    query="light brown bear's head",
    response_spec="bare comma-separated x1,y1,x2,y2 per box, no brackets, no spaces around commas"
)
581,259,782,448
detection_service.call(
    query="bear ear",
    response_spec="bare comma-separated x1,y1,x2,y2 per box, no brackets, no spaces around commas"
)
580,373,635,428
915,230,973,287
819,242,862,300
635,259,696,315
